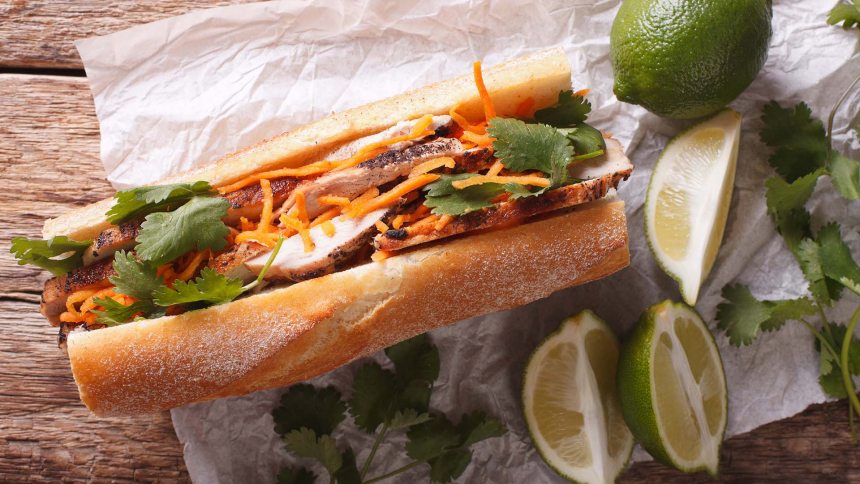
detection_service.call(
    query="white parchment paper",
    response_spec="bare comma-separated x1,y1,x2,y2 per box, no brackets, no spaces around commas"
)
76,1,860,482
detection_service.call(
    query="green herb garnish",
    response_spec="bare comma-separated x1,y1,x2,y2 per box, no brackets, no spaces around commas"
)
10,236,92,276
106,181,217,224
273,334,507,483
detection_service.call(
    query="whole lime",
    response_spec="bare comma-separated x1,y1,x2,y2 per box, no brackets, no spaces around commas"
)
610,0,772,119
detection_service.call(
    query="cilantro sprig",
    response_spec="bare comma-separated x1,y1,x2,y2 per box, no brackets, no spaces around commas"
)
828,1,860,29
273,335,507,484
10,236,92,276
106,181,217,224
424,90,604,216
94,237,284,326
716,42,860,440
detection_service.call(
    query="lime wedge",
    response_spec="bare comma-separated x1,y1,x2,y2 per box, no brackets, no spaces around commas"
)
523,310,634,484
645,108,742,305
616,300,728,475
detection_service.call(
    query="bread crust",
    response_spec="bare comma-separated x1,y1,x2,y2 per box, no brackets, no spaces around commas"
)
68,200,629,416
43,48,572,241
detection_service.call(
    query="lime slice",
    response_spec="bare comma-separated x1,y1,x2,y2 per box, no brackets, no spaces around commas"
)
616,300,727,475
523,310,634,484
644,108,742,305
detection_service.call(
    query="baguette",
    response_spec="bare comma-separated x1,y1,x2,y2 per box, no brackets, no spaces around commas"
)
29,47,634,416
69,199,628,416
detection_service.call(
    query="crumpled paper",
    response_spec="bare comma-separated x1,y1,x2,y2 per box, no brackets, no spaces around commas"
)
75,0,860,482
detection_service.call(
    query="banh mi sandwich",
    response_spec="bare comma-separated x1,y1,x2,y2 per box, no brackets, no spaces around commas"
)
13,48,633,416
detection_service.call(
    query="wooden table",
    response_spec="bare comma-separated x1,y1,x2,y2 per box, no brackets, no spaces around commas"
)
1,2,858,482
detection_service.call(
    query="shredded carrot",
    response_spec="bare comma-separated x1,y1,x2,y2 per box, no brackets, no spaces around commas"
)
413,204,431,218
460,130,495,147
403,190,420,205
317,195,352,208
333,115,435,172
486,160,505,176
371,250,393,262
65,288,101,316
347,174,440,219
218,160,344,193
574,88,590,97
434,215,453,231
294,191,310,226
392,215,406,229
240,217,255,232
449,103,471,130
375,221,389,233
452,175,550,190
515,97,536,118
409,214,440,230
341,187,380,215
279,214,315,253
236,183,278,247
460,142,477,150
176,250,210,281
473,61,496,122
321,220,336,237
309,206,342,228
410,157,455,177
466,121,488,135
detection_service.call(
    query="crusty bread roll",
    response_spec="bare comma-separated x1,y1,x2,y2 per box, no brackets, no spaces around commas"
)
49,47,632,415
69,200,628,416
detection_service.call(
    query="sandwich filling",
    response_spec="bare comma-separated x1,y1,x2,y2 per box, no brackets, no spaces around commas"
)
12,62,633,348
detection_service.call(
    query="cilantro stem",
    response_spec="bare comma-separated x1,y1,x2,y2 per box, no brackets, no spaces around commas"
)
816,301,834,339
826,71,860,165
840,306,860,417
241,235,284,293
799,318,840,365
360,422,389,481
363,458,427,484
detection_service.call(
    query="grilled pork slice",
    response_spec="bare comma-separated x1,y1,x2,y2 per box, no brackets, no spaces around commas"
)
324,115,454,161
82,220,142,266
448,146,495,174
245,205,399,282
207,240,271,283
285,137,465,219
223,177,300,225
41,258,116,323
374,138,633,251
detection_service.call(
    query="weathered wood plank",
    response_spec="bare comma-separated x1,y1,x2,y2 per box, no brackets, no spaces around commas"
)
2,73,860,483
0,73,189,483
0,1,259,69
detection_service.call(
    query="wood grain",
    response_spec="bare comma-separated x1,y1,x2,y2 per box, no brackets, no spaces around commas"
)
0,73,189,483
0,1,259,69
2,73,859,482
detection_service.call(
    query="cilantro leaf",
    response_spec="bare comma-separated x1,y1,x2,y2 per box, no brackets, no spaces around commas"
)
798,239,843,306
273,384,346,437
828,2,860,29
557,123,606,155
487,118,573,187
385,333,440,413
533,90,591,127
715,284,817,346
829,150,860,200
815,323,860,398
90,298,156,326
10,236,92,276
816,223,860,296
385,333,441,386
108,251,164,301
152,268,244,306
759,101,828,182
135,196,231,267
390,409,432,430
423,174,505,216
456,411,508,448
764,168,825,215
348,362,397,433
107,181,216,224
334,448,361,484
775,208,812,260
405,415,462,461
283,429,342,476
428,450,471,483
277,468,316,484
